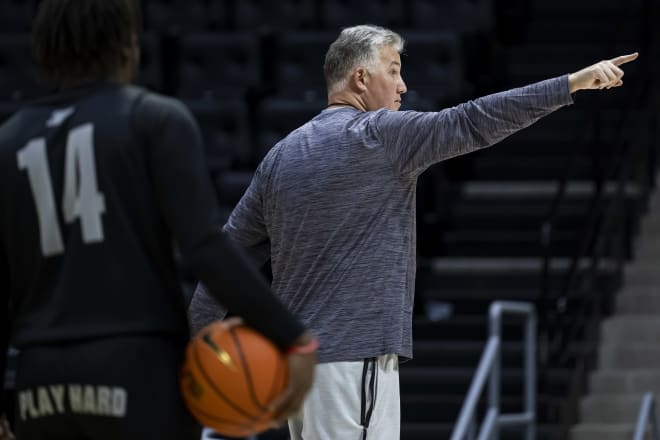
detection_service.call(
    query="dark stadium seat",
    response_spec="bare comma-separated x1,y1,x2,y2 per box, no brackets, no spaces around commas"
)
319,0,407,29
408,0,494,32
0,0,32,33
254,98,325,159
213,170,255,209
233,0,317,30
142,0,228,32
270,31,337,102
0,34,45,101
399,31,465,106
184,99,252,172
177,32,261,100
137,32,163,92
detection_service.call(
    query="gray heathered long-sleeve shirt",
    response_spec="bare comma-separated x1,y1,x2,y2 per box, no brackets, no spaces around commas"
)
188,76,574,363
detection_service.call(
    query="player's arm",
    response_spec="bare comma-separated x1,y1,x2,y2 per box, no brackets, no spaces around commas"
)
376,53,638,177
136,94,315,421
134,93,305,350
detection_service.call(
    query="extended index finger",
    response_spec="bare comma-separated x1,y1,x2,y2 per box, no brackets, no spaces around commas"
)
610,52,639,66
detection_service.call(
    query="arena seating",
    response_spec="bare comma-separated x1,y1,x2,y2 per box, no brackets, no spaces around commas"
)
1,0,657,439
177,32,262,100
0,34,43,101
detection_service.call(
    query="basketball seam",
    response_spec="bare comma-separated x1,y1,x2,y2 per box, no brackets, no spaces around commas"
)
193,336,262,422
229,327,270,412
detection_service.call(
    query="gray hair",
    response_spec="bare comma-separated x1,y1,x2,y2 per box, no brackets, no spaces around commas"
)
323,24,405,92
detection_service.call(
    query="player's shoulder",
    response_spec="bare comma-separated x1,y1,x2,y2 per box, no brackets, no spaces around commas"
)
129,86,196,130
131,86,191,118
0,107,20,135
0,102,30,154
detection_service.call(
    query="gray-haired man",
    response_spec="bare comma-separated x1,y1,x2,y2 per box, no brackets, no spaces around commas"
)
189,25,637,439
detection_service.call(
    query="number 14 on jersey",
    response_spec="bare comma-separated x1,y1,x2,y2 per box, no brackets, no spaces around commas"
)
17,123,106,257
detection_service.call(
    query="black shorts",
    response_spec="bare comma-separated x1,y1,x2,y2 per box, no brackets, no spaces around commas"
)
14,336,201,440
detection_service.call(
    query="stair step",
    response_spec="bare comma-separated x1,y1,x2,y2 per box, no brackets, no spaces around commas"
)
624,262,660,286
411,341,526,368
601,317,660,343
579,394,651,424
599,344,660,369
570,423,643,440
402,422,559,440
401,394,559,423
400,366,571,396
419,257,619,291
413,316,527,342
455,181,640,200
439,230,582,257
616,288,660,314
590,370,660,394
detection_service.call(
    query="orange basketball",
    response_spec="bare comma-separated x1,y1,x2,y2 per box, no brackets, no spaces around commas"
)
180,321,289,437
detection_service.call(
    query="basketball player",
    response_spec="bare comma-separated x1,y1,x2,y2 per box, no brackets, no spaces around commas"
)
0,1,317,439
188,24,638,439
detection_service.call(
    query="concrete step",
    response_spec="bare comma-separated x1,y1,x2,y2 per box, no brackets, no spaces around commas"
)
599,344,660,369
601,316,660,343
616,288,660,314
579,394,650,424
590,370,660,394
633,236,660,260
570,423,651,440
624,263,660,287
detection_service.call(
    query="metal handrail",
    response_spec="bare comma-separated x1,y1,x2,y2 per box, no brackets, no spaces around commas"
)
451,301,537,440
634,392,660,440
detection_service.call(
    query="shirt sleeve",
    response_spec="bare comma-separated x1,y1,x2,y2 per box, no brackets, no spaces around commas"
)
187,283,227,336
374,75,574,177
133,93,304,349
222,163,271,267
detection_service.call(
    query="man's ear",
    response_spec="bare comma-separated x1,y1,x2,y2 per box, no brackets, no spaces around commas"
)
350,67,369,92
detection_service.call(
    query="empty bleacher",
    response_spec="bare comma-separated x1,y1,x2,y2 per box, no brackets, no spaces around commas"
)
2,1,658,439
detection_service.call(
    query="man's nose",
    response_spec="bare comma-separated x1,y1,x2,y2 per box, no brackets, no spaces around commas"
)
398,79,407,95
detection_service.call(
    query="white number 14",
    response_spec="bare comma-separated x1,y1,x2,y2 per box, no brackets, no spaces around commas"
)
17,123,106,257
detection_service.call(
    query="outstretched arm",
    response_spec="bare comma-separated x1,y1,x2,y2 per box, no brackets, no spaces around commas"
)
376,52,639,176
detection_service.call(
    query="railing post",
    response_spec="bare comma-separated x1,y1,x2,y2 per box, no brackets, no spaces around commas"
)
452,302,536,440
634,393,658,440
489,303,502,440
525,309,537,440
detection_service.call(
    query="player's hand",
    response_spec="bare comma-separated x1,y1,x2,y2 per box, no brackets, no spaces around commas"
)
568,53,639,93
0,414,15,440
267,331,317,427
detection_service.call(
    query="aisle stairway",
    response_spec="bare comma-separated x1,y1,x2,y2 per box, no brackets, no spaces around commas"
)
403,0,652,438
571,188,660,440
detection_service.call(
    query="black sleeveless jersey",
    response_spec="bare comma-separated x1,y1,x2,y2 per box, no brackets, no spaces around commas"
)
0,82,303,352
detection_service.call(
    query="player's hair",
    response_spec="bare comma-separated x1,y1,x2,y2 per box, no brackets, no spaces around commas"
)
323,24,405,92
32,0,141,87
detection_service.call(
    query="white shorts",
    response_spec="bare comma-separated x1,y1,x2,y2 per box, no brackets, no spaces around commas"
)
288,354,400,440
